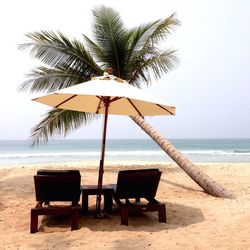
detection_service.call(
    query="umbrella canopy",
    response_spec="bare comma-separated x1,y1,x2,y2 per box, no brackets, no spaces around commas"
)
33,75,175,116
32,73,175,217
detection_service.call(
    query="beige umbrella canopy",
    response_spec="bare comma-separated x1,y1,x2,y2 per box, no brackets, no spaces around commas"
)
33,72,175,216
34,74,175,116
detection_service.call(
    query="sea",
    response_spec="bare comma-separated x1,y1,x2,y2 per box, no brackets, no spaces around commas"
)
0,138,250,166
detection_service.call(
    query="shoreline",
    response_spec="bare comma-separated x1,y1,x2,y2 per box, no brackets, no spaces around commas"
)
2,138,250,167
1,160,250,169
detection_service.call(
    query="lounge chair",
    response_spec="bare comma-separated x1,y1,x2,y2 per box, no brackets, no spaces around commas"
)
30,169,81,233
112,169,166,225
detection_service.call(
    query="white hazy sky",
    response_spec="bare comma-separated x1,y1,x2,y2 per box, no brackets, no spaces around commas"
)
0,0,249,140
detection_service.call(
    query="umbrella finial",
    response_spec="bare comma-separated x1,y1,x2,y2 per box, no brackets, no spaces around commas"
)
103,67,113,77
94,68,126,83
107,67,113,75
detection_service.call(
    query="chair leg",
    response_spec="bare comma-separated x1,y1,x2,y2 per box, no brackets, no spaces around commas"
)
120,207,128,226
30,210,38,233
71,208,79,231
158,204,167,223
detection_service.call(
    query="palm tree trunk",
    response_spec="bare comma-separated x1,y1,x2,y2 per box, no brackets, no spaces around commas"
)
131,116,235,199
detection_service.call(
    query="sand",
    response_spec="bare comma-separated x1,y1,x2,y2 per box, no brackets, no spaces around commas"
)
0,161,249,250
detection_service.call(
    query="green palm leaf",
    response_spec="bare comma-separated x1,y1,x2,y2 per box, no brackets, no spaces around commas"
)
83,34,104,64
19,31,102,75
18,66,85,93
126,13,180,86
129,49,179,86
30,109,99,145
145,13,180,45
91,6,129,77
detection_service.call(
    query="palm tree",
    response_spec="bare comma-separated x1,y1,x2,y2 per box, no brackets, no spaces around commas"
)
19,6,234,198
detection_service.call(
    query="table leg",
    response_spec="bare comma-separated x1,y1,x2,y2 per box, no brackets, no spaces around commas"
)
104,190,113,214
82,192,89,215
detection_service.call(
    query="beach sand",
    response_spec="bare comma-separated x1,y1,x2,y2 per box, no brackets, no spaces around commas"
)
0,162,249,249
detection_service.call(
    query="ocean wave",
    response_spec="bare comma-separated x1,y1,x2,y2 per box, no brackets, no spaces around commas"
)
233,150,250,154
0,150,163,158
0,152,100,158
1,149,250,159
183,150,250,155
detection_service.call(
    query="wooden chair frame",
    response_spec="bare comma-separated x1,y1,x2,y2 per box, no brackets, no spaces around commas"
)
112,169,166,225
30,170,81,233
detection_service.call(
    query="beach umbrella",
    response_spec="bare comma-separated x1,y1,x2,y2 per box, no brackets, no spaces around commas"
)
32,71,175,216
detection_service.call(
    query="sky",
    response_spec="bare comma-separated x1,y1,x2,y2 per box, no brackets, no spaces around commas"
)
0,0,249,140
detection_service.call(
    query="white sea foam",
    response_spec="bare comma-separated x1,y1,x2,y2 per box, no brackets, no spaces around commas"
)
182,150,250,155
1,139,250,165
1,149,250,159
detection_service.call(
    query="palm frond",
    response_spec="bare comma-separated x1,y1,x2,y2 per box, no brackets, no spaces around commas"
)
91,6,128,77
125,13,180,85
127,21,160,53
128,49,179,86
83,34,104,62
143,13,180,47
145,49,179,78
19,31,102,75
18,66,86,93
30,109,99,145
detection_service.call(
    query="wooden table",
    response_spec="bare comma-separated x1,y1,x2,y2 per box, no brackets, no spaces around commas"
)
81,184,115,215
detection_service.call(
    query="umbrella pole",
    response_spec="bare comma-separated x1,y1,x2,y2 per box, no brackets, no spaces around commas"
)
95,97,110,217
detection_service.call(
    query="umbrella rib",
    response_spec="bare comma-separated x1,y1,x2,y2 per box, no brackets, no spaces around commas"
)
96,97,103,114
110,97,122,103
55,94,78,108
156,104,174,115
95,96,122,113
127,98,143,116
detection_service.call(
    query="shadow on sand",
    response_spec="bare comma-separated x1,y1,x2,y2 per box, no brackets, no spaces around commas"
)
161,178,202,192
39,201,204,233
